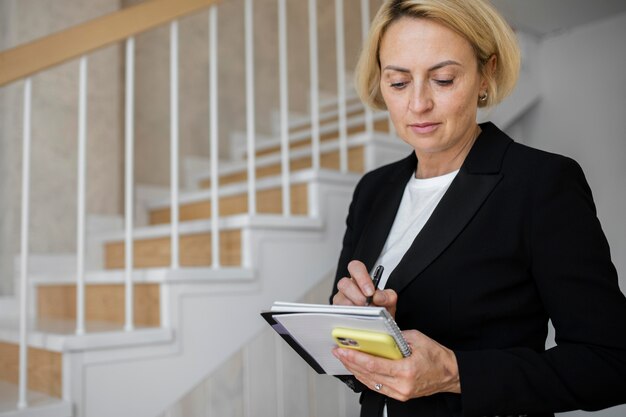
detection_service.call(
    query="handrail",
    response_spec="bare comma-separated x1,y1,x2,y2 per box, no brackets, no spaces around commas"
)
0,0,219,87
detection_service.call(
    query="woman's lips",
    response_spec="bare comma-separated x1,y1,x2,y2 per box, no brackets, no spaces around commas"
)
409,122,440,134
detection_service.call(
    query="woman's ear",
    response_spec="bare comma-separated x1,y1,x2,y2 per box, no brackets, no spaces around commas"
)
481,54,497,90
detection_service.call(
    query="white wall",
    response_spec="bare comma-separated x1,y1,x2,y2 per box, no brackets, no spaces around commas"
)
517,11,626,417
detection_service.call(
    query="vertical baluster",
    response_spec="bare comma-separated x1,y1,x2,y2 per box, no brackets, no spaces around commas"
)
245,0,257,216
308,0,321,171
335,0,348,173
278,0,291,216
209,7,220,267
17,77,32,410
124,37,135,332
76,56,88,335
360,0,374,135
170,21,180,269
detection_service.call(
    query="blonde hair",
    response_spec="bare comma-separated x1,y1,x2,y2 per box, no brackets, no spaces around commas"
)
355,0,520,109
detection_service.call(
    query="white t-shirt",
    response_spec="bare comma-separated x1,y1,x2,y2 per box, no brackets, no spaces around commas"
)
374,168,459,290
376,169,458,417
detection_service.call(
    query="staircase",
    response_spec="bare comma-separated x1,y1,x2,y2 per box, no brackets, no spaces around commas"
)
0,92,411,417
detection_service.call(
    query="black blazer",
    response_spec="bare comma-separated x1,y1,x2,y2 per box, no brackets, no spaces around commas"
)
332,122,626,417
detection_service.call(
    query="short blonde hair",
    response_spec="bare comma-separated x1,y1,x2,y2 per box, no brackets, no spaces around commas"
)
355,0,520,109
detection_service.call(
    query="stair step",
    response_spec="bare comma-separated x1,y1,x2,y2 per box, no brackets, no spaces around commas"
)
37,283,160,327
254,117,388,159
148,183,309,225
272,105,365,150
0,381,71,417
283,92,363,134
0,343,62,399
231,105,390,165
0,320,174,352
104,229,242,269
202,145,365,188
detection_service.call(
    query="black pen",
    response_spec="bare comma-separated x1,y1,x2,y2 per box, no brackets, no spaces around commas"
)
365,265,384,306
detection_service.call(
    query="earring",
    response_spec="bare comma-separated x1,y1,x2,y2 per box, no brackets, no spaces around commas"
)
479,92,488,102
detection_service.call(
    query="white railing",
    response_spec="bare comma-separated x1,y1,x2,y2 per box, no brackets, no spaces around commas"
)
335,0,349,173
170,21,181,271
17,77,32,410
278,0,291,216
124,37,136,332
5,0,380,410
245,0,257,215
360,0,374,136
209,6,221,267
308,0,321,172
76,55,88,336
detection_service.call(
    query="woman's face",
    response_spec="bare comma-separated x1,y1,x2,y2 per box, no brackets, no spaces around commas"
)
379,17,486,159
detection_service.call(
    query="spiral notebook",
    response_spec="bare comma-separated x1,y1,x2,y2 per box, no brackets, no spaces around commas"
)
261,301,411,375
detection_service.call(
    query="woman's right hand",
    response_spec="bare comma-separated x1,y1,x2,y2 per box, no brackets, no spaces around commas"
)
332,260,398,318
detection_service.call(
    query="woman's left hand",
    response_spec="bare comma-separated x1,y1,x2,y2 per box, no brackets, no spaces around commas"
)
332,330,461,401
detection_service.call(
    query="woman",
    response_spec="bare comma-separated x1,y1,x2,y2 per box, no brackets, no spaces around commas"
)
330,1,626,416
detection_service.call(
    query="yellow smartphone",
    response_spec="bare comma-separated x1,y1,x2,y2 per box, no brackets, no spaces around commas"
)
332,327,403,359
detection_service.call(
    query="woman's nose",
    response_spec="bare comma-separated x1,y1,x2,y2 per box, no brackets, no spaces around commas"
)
408,84,433,113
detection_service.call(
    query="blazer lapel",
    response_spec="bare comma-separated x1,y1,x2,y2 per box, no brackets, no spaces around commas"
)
386,122,512,294
353,153,416,272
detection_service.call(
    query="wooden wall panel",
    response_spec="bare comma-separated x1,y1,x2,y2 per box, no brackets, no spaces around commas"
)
37,283,160,327
149,184,309,225
0,342,62,398
105,230,241,269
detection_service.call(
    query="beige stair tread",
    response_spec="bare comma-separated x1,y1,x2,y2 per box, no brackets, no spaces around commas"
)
0,318,174,352
92,213,325,242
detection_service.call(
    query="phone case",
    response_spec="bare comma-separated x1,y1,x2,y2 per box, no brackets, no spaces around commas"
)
332,327,403,359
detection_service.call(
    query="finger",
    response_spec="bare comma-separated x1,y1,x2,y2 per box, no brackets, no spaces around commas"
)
347,260,375,297
334,276,367,305
372,289,397,309
333,349,408,399
331,289,355,306
401,329,436,352
333,344,395,378
358,374,411,402
401,329,422,345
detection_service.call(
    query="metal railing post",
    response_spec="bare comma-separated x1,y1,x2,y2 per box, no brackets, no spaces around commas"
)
124,37,135,332
335,0,348,173
278,0,291,216
361,0,374,135
170,21,180,270
76,56,88,335
245,0,257,216
209,6,221,267
308,0,321,171
17,77,32,410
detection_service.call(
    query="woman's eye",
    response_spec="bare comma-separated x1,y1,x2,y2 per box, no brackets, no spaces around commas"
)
389,81,408,90
434,79,454,86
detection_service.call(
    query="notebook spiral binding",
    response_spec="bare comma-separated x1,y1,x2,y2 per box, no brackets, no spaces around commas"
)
382,310,412,357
